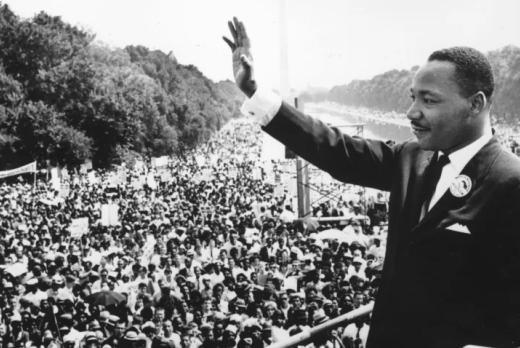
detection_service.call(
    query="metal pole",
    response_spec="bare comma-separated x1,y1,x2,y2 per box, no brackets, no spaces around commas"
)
295,98,310,218
296,157,310,218
267,302,374,348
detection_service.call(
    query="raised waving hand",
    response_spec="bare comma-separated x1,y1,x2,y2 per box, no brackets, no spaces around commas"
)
223,17,257,97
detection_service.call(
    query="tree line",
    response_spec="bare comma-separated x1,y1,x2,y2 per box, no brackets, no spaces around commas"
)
0,4,243,169
300,46,520,126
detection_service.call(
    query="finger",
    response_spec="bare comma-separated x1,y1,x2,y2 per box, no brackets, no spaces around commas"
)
239,20,251,49
228,20,238,44
222,36,236,51
233,17,243,44
237,20,251,49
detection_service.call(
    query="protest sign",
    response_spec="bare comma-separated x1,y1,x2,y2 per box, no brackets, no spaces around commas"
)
60,183,70,199
252,167,262,181
69,217,89,238
151,156,169,168
0,161,37,180
195,155,205,167
283,276,299,291
101,204,119,226
50,167,60,191
87,171,98,185
160,171,172,182
200,168,213,182
146,173,157,190
80,160,92,174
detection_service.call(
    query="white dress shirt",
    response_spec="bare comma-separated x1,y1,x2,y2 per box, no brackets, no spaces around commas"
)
240,87,282,126
428,130,492,210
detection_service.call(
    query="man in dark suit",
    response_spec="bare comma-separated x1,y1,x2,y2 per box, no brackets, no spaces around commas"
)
223,18,520,348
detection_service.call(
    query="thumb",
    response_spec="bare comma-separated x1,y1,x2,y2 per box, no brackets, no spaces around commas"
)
240,54,253,71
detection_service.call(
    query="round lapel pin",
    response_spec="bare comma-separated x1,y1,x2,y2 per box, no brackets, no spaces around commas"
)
449,174,472,198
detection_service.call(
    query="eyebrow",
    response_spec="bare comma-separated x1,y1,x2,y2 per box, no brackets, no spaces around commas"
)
409,88,442,98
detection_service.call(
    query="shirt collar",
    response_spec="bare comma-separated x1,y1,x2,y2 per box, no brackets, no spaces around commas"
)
441,128,493,173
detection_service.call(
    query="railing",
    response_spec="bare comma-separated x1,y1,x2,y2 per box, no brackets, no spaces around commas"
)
266,302,493,348
267,302,374,348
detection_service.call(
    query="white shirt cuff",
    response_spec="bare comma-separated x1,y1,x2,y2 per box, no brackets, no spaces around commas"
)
240,87,282,126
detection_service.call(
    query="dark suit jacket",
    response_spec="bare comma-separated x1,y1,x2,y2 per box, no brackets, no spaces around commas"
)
263,102,520,348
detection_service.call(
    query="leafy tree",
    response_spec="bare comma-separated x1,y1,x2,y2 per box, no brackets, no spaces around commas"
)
12,101,91,166
0,4,244,168
0,8,93,97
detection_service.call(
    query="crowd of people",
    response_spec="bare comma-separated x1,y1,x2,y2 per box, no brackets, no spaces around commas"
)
0,119,388,348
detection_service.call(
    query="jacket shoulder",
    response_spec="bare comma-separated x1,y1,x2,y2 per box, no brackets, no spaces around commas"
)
492,148,520,186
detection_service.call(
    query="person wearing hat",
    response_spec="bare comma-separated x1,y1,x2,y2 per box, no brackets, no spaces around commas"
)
219,325,238,348
6,312,29,345
199,323,216,348
199,274,213,299
312,309,330,327
313,317,338,348
88,319,103,332
48,274,65,299
121,329,147,348
22,277,47,307
91,268,109,293
62,316,85,348
259,238,275,263
41,329,59,348
161,266,176,290
63,335,76,348
285,292,305,329
83,332,101,348
236,336,253,348
346,256,366,282
102,320,125,347
286,309,310,337
99,313,119,341
274,292,289,323
154,283,178,320
137,293,156,323
230,297,247,317
141,321,156,347
262,300,277,322
178,331,195,348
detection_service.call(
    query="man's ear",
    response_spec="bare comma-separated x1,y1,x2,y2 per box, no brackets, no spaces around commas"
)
469,91,487,115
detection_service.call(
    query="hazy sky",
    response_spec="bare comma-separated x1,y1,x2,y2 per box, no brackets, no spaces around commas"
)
4,0,520,92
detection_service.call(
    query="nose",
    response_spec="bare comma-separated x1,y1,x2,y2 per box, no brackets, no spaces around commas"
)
406,101,422,121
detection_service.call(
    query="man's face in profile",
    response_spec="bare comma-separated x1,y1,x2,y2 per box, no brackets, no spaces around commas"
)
408,60,474,152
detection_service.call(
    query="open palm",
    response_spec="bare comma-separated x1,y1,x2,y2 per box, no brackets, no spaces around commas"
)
223,17,257,98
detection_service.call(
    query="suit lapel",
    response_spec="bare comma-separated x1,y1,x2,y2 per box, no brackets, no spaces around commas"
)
406,151,435,226
411,136,501,240
391,149,435,255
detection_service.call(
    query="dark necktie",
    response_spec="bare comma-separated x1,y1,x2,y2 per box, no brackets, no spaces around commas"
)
420,152,450,219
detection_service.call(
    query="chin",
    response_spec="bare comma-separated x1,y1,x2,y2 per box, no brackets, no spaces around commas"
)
415,138,433,151
415,137,442,152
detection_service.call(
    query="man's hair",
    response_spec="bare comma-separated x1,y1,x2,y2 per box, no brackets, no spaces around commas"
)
428,46,494,99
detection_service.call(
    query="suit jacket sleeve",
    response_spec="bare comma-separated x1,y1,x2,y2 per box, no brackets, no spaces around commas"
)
263,101,401,191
